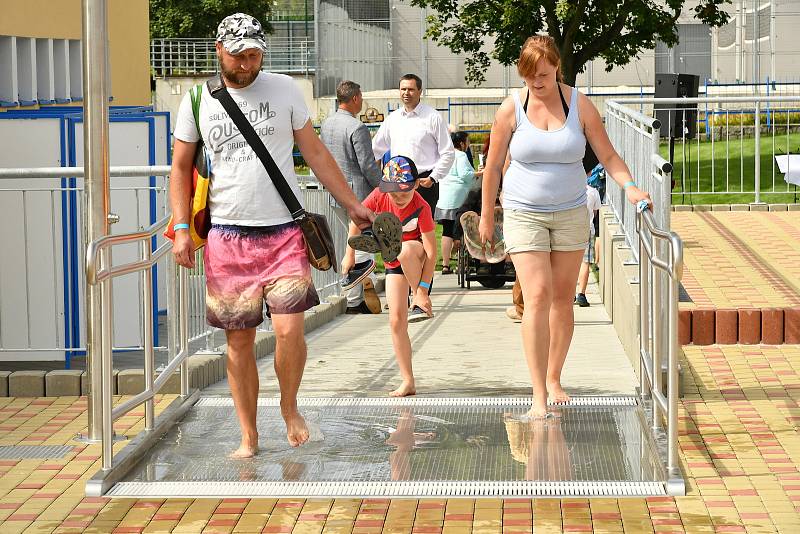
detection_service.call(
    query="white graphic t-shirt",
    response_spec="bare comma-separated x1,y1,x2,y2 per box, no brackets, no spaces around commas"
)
173,71,309,226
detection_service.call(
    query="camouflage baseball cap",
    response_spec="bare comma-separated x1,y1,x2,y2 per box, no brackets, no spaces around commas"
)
216,13,267,54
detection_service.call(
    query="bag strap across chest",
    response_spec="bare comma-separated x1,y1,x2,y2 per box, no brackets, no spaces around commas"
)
207,75,306,221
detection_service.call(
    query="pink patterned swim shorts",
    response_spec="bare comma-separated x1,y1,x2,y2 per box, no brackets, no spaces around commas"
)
204,223,320,330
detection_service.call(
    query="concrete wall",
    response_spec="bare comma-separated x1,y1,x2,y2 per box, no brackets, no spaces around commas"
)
0,0,150,107
600,206,641,378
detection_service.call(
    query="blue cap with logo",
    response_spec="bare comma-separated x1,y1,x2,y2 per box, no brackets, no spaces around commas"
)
380,155,419,192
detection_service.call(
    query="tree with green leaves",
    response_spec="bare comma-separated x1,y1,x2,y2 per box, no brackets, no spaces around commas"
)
409,0,731,86
150,0,273,38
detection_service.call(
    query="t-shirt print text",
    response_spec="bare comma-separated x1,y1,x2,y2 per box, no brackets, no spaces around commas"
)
208,100,278,161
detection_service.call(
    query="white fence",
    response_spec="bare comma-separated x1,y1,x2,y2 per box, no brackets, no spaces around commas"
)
150,38,314,77
605,102,671,260
614,96,800,204
0,166,347,365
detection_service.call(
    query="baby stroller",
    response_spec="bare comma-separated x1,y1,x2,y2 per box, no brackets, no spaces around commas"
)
457,241,515,289
456,206,515,289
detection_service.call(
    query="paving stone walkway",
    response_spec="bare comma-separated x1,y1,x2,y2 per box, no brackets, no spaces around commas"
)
672,211,800,310
0,276,799,533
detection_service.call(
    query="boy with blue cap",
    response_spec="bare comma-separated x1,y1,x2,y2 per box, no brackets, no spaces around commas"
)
343,155,438,396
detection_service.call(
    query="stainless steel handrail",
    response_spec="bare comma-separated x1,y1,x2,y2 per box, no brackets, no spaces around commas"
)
86,213,171,284
0,165,173,179
86,213,190,470
636,204,683,487
616,95,800,105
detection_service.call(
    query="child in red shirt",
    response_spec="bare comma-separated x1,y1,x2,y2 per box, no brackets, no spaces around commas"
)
342,155,437,397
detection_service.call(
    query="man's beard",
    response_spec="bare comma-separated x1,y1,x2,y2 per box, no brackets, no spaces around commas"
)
219,57,262,87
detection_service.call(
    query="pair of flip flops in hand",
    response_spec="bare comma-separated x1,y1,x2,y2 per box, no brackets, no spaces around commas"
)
348,212,403,262
460,210,507,263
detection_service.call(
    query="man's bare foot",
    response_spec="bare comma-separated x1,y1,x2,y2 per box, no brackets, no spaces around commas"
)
389,382,416,397
284,411,310,447
547,380,571,403
229,435,259,459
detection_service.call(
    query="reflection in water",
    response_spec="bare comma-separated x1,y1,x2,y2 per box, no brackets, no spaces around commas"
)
504,412,573,481
279,459,306,481
384,408,437,480
124,402,660,484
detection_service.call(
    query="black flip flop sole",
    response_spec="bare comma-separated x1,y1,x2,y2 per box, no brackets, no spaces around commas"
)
372,212,402,263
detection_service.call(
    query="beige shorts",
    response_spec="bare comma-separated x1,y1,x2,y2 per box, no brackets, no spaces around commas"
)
504,206,589,254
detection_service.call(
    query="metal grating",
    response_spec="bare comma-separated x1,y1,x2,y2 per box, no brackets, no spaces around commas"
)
108,480,665,498
196,396,639,408
0,445,74,459
109,396,668,498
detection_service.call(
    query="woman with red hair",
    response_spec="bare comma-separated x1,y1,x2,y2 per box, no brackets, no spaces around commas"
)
479,35,651,419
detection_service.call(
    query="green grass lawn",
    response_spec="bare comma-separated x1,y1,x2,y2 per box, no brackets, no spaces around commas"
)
661,132,800,205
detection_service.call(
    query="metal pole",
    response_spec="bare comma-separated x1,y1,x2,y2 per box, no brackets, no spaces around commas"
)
141,242,154,431
735,0,743,81
166,257,178,366
179,266,190,396
753,0,760,88
313,0,320,97
651,255,662,430
754,100,761,203
81,0,111,442
101,267,113,469
770,5,776,83
420,7,428,85
667,257,680,474
639,222,649,398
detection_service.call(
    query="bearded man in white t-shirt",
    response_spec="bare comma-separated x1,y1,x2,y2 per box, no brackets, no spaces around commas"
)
169,13,374,458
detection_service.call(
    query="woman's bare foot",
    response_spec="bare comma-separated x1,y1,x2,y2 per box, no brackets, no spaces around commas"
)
547,380,571,404
283,411,310,447
229,434,259,459
525,406,549,420
389,382,416,397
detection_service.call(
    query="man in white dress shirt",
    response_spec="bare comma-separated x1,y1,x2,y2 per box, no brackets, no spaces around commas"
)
372,74,455,214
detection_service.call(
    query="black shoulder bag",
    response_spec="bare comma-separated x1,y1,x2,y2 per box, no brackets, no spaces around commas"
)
208,75,337,272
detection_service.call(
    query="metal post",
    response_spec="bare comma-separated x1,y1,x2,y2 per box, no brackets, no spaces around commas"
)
651,256,662,431
81,0,110,442
313,0,320,97
667,253,680,474
753,0,760,88
639,224,649,398
179,266,190,396
770,5,776,84
101,266,113,470
420,7,428,85
166,258,178,365
735,0,743,81
754,100,761,203
141,242,154,431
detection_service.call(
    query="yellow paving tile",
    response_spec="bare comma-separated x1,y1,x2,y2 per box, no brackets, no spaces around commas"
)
233,513,269,533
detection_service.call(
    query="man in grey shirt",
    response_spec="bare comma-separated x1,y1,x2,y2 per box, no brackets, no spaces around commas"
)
321,80,382,314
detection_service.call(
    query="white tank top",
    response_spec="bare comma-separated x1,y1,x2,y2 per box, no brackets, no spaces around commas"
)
502,86,587,213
